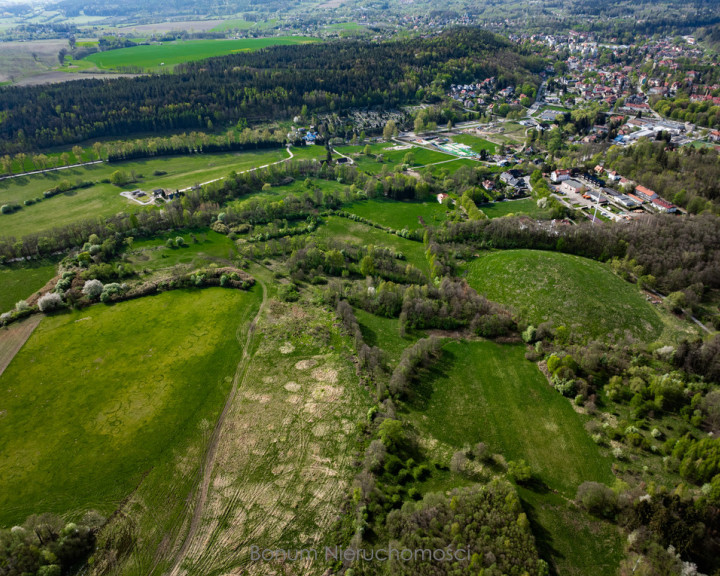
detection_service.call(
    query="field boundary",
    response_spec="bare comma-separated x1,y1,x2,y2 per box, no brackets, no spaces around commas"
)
0,315,42,377
166,277,268,576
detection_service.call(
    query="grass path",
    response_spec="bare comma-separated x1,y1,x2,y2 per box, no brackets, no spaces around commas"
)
167,276,268,576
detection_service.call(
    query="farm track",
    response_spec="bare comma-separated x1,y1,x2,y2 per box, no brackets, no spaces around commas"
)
165,278,268,576
0,315,42,377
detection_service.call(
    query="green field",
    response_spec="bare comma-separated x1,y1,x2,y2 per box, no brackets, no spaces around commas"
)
84,37,316,71
466,250,679,342
0,261,57,313
344,197,450,231
0,149,287,239
451,133,499,154
408,340,614,495
0,287,261,526
126,229,238,273
481,198,548,219
406,340,622,575
313,216,430,274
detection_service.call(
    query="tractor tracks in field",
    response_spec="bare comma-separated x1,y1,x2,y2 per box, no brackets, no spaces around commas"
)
165,277,268,576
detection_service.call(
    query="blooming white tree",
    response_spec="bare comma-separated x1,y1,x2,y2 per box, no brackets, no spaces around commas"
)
38,293,63,312
82,279,104,299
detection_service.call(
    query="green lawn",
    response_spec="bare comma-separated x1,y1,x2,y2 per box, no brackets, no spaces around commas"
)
84,37,317,71
335,143,455,174
313,216,430,274
451,133,499,154
344,197,450,231
405,339,622,576
0,287,261,526
0,149,287,239
481,198,548,219
466,250,677,343
419,157,482,176
0,261,57,313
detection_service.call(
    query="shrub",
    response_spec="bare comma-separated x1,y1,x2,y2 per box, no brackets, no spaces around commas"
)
278,284,299,302
576,481,618,518
1,203,21,214
507,460,533,484
175,236,185,247
38,293,63,312
82,279,104,299
522,325,537,343
15,300,30,312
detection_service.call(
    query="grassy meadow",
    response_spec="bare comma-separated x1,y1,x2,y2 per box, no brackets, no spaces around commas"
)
343,197,451,231
451,133,500,154
84,37,317,71
0,261,57,312
0,149,287,239
0,287,261,526
466,250,684,342
405,339,622,575
481,197,549,219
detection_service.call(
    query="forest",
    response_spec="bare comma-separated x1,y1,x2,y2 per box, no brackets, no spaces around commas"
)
0,28,543,154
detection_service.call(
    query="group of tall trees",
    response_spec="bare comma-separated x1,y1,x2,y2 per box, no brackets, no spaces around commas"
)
0,28,542,154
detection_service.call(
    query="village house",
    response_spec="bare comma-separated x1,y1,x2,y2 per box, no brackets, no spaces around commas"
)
550,169,571,183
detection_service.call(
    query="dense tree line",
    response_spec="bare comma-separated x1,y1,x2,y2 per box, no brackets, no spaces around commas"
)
603,140,720,209
0,28,542,154
0,512,103,576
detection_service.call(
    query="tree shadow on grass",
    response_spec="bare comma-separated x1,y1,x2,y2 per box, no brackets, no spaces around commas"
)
405,347,455,412
520,494,563,576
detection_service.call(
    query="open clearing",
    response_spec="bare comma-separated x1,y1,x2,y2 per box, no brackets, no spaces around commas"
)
481,197,549,219
343,197,450,231
466,250,686,342
313,216,430,274
405,340,622,575
84,37,317,71
0,288,261,526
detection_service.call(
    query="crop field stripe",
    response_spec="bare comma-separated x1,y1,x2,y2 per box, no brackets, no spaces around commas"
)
0,315,42,377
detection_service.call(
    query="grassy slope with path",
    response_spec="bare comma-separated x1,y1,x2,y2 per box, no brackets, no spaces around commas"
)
466,249,689,342
166,272,371,576
0,149,286,239
405,339,622,576
84,37,316,71
0,287,261,526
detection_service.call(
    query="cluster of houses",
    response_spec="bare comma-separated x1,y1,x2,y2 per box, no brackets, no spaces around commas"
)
550,167,678,214
516,31,711,130
448,78,532,110
448,78,497,108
